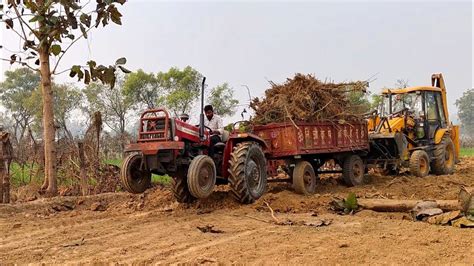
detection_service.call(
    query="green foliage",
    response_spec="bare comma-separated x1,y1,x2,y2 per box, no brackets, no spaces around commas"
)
26,83,83,138
460,147,474,157
347,90,371,114
9,162,42,187
158,66,203,116
456,89,474,136
123,69,165,109
343,192,358,213
0,68,40,138
1,0,128,88
224,123,234,132
370,94,383,110
83,78,134,135
209,83,239,117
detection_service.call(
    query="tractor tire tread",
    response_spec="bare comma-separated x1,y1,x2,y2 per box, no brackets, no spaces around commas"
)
120,153,151,194
228,142,267,204
172,174,196,203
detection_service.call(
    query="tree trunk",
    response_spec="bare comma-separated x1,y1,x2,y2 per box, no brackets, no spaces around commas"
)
39,48,57,196
357,199,460,212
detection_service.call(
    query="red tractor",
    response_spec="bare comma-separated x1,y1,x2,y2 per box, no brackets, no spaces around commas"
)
121,78,268,203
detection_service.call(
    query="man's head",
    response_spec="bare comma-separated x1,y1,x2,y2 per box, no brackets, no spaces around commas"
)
204,105,214,120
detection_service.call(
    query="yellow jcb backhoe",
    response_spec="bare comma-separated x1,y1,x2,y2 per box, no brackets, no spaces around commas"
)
366,73,460,177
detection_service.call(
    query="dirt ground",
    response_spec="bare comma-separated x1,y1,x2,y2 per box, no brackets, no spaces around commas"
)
1,158,473,264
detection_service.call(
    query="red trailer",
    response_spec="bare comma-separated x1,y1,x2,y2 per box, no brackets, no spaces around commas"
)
253,120,369,195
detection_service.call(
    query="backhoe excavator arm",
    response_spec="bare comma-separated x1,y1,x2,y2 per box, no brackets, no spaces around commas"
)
431,73,450,125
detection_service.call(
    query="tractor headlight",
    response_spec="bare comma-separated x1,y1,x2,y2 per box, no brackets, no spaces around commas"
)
174,136,179,141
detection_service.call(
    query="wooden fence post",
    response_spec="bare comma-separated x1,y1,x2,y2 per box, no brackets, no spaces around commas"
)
78,141,88,196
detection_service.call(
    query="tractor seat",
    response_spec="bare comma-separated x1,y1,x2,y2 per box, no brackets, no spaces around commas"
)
214,142,226,149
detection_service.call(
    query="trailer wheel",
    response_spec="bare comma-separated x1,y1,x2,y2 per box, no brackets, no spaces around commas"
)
431,135,455,175
228,142,267,204
120,153,151,193
342,155,365,186
187,155,216,199
409,150,430,177
171,169,196,203
293,161,317,195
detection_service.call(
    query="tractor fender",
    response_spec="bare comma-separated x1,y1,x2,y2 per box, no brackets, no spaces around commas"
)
227,132,268,150
221,133,268,179
434,128,449,145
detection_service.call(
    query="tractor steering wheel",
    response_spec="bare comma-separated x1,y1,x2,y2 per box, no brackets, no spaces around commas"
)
204,125,214,134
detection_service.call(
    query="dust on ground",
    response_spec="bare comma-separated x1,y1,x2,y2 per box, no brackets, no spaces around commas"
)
1,158,473,264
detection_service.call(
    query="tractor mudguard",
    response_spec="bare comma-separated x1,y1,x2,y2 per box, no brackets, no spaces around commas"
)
228,132,268,150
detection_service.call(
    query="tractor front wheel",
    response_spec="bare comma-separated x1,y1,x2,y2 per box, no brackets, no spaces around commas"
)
228,142,267,204
187,155,216,199
120,153,151,194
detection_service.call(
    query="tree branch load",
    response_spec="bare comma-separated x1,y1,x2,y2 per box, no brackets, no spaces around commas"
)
250,74,370,125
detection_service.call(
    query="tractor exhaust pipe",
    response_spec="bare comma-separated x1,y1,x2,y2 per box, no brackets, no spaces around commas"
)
199,77,206,141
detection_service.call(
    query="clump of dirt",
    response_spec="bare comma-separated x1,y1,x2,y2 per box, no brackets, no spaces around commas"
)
250,73,368,125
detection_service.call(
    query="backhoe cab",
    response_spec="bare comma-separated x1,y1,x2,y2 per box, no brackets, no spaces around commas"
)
367,73,460,177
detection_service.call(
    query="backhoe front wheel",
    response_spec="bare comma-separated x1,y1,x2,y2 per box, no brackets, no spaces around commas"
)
409,150,430,177
120,153,151,193
431,135,455,175
228,142,267,204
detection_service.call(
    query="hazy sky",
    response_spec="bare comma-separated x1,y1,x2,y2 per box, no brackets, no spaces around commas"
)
1,0,472,123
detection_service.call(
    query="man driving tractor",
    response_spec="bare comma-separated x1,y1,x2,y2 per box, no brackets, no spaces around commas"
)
204,105,224,157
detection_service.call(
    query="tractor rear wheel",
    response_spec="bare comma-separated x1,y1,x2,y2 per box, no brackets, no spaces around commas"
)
171,168,196,203
293,161,317,195
431,135,455,175
120,153,151,193
228,142,267,204
187,155,216,199
409,150,430,177
342,155,365,186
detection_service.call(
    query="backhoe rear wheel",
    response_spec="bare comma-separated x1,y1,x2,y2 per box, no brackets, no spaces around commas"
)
187,155,216,199
120,153,151,194
293,161,317,195
228,142,267,204
171,168,196,203
409,150,430,177
431,135,455,175
342,155,365,186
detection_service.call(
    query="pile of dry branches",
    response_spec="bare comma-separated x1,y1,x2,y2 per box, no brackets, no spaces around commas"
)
250,74,369,125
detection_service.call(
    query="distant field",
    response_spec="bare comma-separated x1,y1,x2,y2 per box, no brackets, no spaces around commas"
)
460,147,474,157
